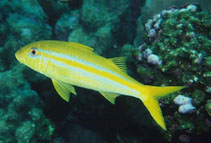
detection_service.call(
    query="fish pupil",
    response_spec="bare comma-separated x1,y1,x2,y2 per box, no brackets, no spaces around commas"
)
32,50,36,55
30,48,37,55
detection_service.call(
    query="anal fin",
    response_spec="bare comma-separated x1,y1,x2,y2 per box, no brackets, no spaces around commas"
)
52,79,77,102
99,92,120,104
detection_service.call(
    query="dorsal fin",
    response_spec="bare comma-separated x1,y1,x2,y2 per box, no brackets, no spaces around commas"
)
108,57,127,72
66,42,94,52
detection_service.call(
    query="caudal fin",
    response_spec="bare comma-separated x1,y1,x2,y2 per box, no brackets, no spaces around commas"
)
138,85,185,130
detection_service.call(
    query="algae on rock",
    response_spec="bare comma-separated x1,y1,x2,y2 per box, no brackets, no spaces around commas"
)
133,5,211,142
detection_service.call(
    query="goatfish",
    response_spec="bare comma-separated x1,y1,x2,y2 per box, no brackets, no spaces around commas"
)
15,40,184,130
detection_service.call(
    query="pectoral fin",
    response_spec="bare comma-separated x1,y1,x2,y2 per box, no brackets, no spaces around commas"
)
99,92,120,104
52,79,77,102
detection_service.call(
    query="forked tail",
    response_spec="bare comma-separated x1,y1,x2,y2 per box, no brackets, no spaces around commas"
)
138,85,185,130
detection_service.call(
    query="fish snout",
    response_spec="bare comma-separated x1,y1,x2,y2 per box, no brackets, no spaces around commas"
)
15,50,22,63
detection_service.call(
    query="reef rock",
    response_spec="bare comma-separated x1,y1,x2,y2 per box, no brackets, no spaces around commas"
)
0,65,55,143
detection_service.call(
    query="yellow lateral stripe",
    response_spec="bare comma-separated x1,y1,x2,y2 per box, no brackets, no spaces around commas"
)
43,52,138,90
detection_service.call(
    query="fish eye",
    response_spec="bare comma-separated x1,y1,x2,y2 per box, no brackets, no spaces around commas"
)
30,48,38,56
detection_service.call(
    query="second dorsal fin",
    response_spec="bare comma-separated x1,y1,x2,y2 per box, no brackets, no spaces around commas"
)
108,57,127,72
66,42,94,52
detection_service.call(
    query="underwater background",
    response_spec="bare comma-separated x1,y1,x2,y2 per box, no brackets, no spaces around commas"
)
0,0,210,143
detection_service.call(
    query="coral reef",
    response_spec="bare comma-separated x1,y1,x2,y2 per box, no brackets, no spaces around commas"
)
174,95,193,106
174,95,196,114
178,104,196,114
134,0,211,46
133,4,211,142
67,0,136,54
205,100,211,116
0,0,54,142
0,65,54,143
0,0,52,72
55,10,80,41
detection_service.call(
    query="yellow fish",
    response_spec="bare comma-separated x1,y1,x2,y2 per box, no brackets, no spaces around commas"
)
15,40,184,130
